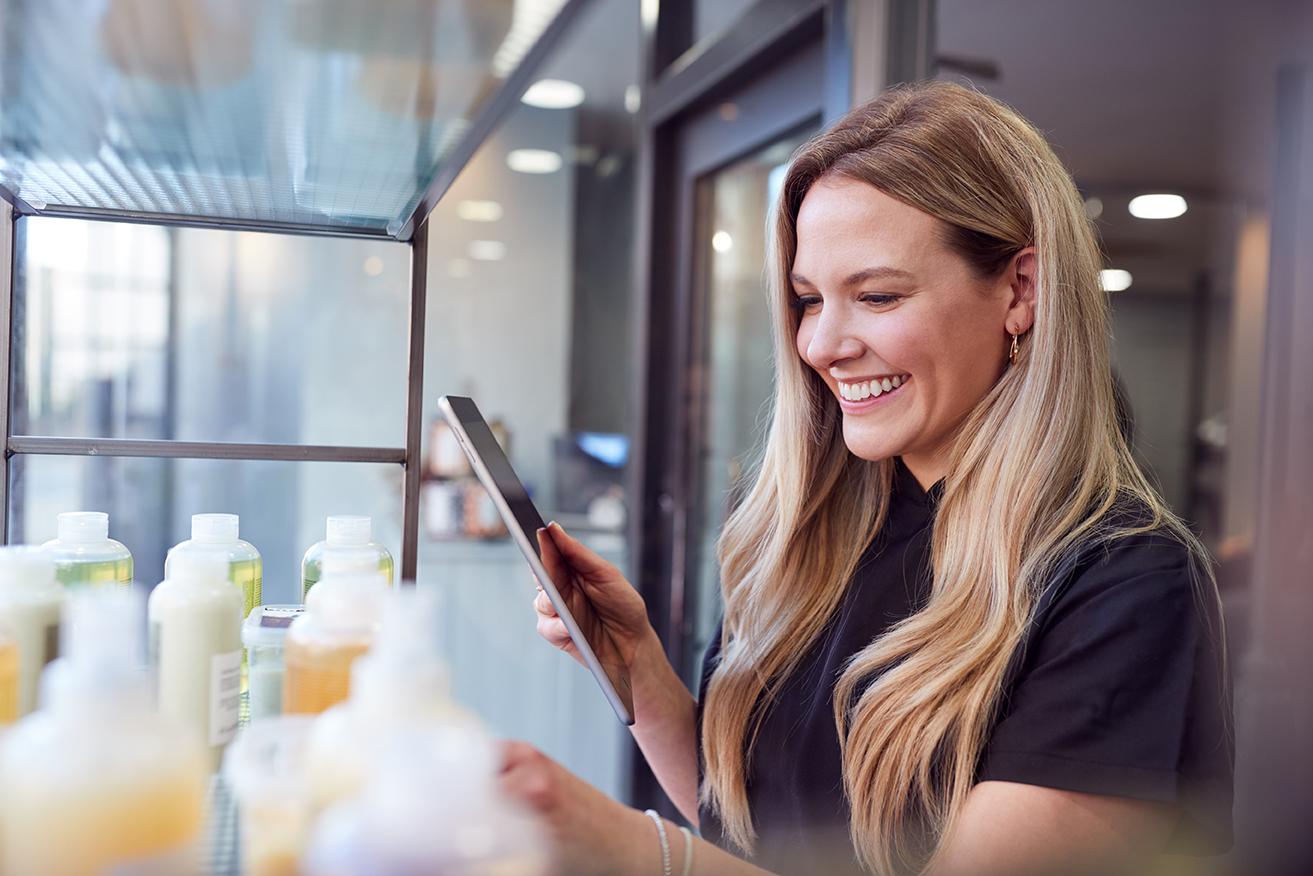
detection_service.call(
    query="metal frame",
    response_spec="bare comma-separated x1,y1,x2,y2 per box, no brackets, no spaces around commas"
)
0,1,593,574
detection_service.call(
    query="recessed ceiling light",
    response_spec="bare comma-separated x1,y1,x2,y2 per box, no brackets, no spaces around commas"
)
1100,269,1133,292
456,200,503,222
469,240,506,261
507,149,562,174
521,79,585,109
1128,193,1187,219
712,230,733,253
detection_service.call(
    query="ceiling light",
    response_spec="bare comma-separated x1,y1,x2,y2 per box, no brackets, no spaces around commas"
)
1128,193,1187,219
712,231,733,253
1100,269,1132,292
456,200,503,222
521,79,585,109
469,240,506,261
624,84,641,114
507,148,562,174
363,256,384,276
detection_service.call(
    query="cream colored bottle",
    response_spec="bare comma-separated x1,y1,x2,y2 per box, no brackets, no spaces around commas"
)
0,546,64,717
0,588,208,874
150,548,245,771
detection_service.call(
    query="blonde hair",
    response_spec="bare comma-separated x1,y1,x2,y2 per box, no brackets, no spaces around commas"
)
698,80,1219,874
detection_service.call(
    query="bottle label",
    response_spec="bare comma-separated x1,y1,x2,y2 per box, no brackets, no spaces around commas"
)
210,650,242,746
259,606,304,629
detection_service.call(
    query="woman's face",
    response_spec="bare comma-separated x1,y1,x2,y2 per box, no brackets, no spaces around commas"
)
792,177,1034,477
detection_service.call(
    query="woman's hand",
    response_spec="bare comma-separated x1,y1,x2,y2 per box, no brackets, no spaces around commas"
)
499,740,655,876
533,522,658,685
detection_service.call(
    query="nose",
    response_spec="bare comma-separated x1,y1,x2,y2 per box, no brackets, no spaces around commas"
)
804,304,865,371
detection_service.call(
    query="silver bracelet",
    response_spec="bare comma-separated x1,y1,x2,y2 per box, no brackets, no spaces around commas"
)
643,809,671,876
679,825,694,876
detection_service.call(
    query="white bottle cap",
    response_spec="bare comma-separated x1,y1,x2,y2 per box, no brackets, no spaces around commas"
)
326,516,371,546
165,547,230,585
0,545,57,586
57,511,109,544
192,513,240,544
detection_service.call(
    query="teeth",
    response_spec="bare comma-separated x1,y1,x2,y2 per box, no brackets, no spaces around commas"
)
838,374,910,402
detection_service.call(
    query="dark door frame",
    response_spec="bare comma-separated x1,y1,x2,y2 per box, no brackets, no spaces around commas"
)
626,0,849,815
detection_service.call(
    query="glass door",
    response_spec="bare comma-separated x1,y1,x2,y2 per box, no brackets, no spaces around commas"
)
685,128,816,682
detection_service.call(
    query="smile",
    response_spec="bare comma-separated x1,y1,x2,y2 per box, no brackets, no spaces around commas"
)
836,374,910,411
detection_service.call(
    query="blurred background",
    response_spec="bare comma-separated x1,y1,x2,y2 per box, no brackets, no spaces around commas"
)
1,0,1309,871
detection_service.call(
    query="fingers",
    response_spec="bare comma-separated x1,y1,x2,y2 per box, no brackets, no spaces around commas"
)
534,588,558,618
545,522,621,579
536,614,574,651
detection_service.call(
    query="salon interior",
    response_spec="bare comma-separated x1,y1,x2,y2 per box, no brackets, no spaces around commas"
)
0,0,1309,873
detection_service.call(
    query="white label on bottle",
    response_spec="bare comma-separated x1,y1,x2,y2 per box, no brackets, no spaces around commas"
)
210,650,242,746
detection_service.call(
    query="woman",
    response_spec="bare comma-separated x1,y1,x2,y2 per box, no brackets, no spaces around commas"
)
501,80,1233,876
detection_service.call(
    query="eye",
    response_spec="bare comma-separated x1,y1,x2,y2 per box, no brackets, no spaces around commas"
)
790,295,822,312
859,293,899,307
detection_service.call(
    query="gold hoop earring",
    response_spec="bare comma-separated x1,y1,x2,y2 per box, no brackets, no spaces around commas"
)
1008,333,1020,366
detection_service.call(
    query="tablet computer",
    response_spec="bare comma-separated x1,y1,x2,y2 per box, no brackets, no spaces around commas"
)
437,395,635,725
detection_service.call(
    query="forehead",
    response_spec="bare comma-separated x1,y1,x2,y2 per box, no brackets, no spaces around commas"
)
792,177,943,278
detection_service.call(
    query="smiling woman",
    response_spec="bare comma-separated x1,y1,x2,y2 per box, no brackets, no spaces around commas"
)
510,79,1232,876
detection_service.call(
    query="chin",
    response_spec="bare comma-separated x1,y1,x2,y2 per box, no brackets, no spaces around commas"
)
840,422,907,463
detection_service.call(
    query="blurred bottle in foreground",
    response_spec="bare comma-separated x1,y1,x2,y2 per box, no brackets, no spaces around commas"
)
0,546,63,720
0,587,207,873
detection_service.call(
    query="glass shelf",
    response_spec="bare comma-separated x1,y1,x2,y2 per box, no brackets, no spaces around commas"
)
0,0,568,237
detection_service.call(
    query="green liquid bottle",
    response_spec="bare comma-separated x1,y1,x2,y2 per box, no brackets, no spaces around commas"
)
165,514,263,620
302,516,394,599
41,512,133,589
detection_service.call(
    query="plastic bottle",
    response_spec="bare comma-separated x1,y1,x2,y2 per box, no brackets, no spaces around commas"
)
304,588,477,809
302,724,550,876
149,548,245,771
243,604,305,722
282,573,385,715
223,715,318,876
302,515,394,598
0,546,64,717
166,513,263,620
0,622,17,724
0,588,208,874
40,511,133,588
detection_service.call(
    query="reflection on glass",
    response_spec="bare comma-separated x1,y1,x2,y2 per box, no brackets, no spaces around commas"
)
0,0,568,230
7,454,401,606
687,130,814,685
18,217,410,447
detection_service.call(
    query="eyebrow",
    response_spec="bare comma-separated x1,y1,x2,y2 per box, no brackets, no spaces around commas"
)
790,266,917,289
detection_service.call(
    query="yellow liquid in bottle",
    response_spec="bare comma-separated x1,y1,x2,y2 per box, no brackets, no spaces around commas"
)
3,772,204,874
0,640,18,724
55,557,133,589
230,556,263,620
282,638,371,715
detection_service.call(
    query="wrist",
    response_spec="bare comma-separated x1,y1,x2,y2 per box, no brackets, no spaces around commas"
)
629,629,683,708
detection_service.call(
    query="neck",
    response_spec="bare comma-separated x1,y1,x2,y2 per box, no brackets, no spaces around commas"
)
898,451,947,492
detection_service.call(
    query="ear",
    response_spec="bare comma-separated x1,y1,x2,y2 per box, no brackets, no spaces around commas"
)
1002,246,1037,336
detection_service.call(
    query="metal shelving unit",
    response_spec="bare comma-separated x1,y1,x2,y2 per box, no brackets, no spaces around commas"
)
0,0,592,578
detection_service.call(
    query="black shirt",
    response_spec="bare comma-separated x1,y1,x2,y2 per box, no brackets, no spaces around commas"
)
695,459,1234,874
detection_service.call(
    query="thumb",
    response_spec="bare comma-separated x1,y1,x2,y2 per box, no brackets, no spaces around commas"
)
545,522,617,579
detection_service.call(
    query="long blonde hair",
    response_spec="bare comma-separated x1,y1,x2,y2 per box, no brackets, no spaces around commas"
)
698,80,1219,874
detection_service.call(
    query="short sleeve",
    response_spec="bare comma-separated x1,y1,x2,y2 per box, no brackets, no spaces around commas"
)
977,534,1234,854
